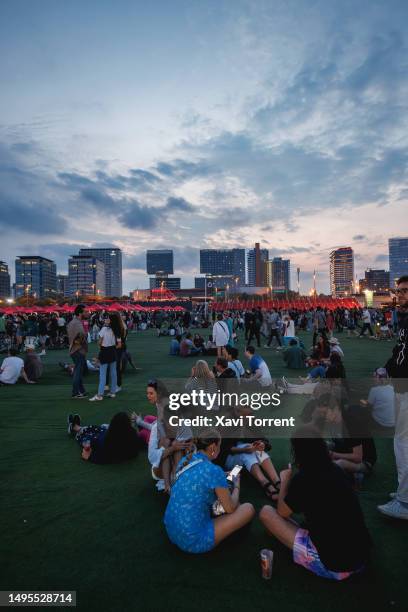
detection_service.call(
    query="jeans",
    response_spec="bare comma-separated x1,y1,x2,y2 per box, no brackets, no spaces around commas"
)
98,361,118,396
394,393,408,503
309,365,326,379
71,351,86,396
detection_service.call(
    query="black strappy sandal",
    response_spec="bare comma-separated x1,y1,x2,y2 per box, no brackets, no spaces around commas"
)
263,480,280,500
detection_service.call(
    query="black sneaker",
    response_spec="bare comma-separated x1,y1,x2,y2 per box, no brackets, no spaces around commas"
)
72,393,87,399
67,414,74,435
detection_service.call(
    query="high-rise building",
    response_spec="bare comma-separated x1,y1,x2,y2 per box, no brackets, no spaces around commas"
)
149,276,181,290
389,237,408,287
15,256,57,299
359,269,390,293
0,261,11,299
199,248,246,284
146,250,174,275
57,274,70,297
266,257,290,293
195,276,234,291
79,247,122,297
247,244,269,286
68,255,105,297
329,247,354,297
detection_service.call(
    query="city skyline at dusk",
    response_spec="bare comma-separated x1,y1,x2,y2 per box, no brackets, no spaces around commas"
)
1,0,408,293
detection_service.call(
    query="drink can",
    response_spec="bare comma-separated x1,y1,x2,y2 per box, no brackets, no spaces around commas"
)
82,439,91,451
260,548,274,579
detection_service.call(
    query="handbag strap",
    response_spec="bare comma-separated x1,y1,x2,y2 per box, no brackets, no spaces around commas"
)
175,458,203,481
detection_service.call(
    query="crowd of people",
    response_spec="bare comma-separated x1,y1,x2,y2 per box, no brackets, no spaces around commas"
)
2,277,408,582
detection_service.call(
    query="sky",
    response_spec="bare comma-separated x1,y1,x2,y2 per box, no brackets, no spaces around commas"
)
0,0,407,294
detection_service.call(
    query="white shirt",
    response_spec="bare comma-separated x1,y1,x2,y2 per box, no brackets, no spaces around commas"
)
362,309,371,324
284,320,295,337
368,384,395,427
148,421,165,469
212,320,230,347
57,317,66,327
0,356,24,384
98,326,116,347
256,360,273,387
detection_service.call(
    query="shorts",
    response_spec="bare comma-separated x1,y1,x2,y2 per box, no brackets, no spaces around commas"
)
225,442,269,472
293,528,363,581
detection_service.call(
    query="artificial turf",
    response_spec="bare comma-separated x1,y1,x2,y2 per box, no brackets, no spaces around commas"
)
0,330,406,612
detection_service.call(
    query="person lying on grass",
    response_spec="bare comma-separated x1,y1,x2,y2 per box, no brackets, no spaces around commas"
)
67,411,144,464
259,425,371,581
223,431,281,501
164,428,255,553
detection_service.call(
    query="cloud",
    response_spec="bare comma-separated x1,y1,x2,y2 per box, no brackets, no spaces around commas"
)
165,196,194,212
0,196,68,235
353,234,366,241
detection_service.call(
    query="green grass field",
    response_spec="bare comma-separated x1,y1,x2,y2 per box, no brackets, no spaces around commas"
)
0,330,405,612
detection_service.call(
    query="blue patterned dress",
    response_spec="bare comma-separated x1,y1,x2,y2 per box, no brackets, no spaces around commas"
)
164,452,228,553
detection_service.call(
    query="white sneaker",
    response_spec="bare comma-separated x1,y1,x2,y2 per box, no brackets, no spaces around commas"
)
107,393,116,398
89,395,103,402
116,386,122,392
378,499,408,520
39,350,46,356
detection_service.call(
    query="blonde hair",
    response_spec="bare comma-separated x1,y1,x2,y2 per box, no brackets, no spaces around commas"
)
194,359,214,380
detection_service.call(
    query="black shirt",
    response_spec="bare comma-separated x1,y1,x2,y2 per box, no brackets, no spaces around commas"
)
333,407,377,466
285,464,371,571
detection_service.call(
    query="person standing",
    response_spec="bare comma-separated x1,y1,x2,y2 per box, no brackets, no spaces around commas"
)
89,315,119,401
359,308,374,338
212,314,230,358
265,309,282,348
378,276,408,520
67,304,88,399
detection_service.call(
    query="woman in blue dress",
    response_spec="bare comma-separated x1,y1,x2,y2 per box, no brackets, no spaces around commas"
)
164,429,255,553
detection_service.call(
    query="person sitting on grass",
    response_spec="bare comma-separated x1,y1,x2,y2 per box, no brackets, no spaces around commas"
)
164,428,255,554
226,346,245,378
146,379,192,492
0,348,36,385
23,344,43,382
169,334,182,356
185,359,218,400
359,367,395,432
259,425,372,581
179,333,202,357
283,339,307,369
68,411,144,464
203,334,217,356
244,346,272,387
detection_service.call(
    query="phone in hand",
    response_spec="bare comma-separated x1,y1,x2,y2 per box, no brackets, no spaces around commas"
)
227,464,243,481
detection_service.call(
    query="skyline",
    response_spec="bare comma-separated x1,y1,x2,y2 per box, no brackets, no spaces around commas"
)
1,240,404,296
1,1,408,293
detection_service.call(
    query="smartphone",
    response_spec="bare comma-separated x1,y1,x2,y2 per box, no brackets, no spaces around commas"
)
227,465,243,481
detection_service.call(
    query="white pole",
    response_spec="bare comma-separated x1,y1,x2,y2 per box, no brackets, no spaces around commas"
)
204,276,207,318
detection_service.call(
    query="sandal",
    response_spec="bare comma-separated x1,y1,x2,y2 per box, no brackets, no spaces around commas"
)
263,481,280,500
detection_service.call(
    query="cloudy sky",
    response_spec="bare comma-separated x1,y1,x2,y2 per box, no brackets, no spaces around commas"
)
1,0,407,294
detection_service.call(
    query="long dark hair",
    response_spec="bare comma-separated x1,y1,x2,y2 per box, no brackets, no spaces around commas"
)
326,352,346,379
291,425,332,472
109,312,126,340
102,412,141,463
